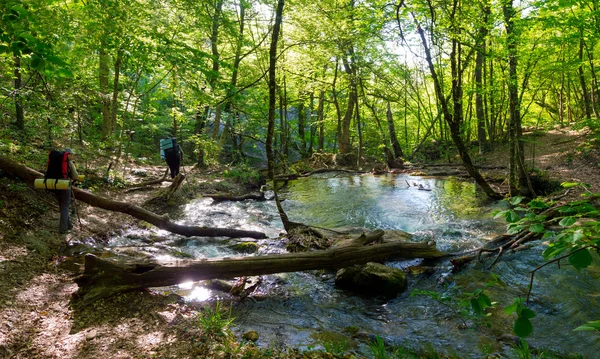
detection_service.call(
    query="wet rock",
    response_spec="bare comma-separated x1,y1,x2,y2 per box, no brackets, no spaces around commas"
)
205,279,234,293
228,241,259,254
242,330,259,342
335,262,408,298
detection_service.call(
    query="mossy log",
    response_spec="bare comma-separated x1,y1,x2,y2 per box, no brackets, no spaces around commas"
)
73,230,445,305
0,156,266,239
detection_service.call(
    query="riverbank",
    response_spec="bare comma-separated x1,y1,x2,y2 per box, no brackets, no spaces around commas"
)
0,128,597,358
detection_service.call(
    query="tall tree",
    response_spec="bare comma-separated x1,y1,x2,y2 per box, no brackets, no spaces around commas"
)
503,0,533,196
267,0,285,179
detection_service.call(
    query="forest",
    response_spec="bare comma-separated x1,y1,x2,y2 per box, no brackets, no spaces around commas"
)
2,0,600,358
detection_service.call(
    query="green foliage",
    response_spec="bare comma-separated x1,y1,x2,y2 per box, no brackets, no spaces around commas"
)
222,164,263,187
368,336,391,359
322,338,349,358
411,277,499,329
574,320,600,332
197,301,234,338
505,298,536,338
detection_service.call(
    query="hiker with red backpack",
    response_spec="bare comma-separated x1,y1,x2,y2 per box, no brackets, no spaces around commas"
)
44,148,79,234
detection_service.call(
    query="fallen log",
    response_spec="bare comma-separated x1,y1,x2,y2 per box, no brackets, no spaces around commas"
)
73,229,445,305
0,156,266,239
125,168,171,193
204,193,266,202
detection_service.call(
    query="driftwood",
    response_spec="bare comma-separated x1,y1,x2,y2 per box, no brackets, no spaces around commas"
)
204,193,266,202
0,156,266,239
274,168,361,181
450,198,572,271
125,168,171,192
73,229,445,305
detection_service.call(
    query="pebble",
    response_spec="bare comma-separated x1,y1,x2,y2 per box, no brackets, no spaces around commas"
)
86,329,98,341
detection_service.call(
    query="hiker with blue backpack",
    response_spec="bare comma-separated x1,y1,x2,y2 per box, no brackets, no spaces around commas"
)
160,138,184,179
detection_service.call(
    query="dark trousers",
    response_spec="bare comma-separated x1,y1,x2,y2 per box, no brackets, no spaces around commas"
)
55,188,72,233
165,152,181,179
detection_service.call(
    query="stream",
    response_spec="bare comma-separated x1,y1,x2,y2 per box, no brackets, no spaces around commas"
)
107,173,600,358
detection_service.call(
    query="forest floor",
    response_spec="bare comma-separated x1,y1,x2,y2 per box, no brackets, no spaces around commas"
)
0,127,599,359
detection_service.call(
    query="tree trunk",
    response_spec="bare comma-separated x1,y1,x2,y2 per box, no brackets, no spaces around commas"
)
99,40,111,139
387,102,404,159
475,2,490,154
13,56,24,130
110,48,123,137
195,105,209,167
578,27,592,121
332,59,342,152
338,54,357,155
317,89,325,151
415,21,501,199
73,230,444,305
298,99,306,155
355,91,363,167
266,0,285,179
504,0,532,196
0,156,267,239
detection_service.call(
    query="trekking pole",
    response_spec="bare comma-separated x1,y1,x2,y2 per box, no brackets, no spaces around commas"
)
71,186,84,230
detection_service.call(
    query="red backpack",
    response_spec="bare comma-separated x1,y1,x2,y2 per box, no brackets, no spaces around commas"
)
45,150,69,179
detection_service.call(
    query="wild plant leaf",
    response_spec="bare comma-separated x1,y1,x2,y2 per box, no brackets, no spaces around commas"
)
573,320,600,331
568,248,593,270
509,196,524,205
559,217,576,227
528,199,549,210
520,308,536,319
507,225,526,235
558,206,577,214
572,230,585,243
561,182,582,188
480,293,492,307
471,298,482,315
514,317,533,338
506,211,520,223
543,244,566,260
529,223,545,233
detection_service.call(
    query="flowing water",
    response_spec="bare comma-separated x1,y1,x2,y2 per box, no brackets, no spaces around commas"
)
108,173,600,358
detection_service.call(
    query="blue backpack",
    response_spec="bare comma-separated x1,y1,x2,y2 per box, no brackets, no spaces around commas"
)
160,138,177,159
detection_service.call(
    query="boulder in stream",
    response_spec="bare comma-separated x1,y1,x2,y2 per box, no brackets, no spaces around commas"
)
335,262,408,298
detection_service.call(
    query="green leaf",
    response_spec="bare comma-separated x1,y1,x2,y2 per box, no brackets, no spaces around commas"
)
507,225,526,235
574,320,600,331
561,182,582,188
509,196,524,205
521,308,536,319
505,302,518,315
543,244,566,260
529,223,545,233
559,217,576,227
46,55,68,66
514,317,533,338
493,210,507,219
506,211,520,223
568,249,593,270
56,68,73,78
573,230,585,243
471,298,482,314
528,199,549,210
480,293,492,307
